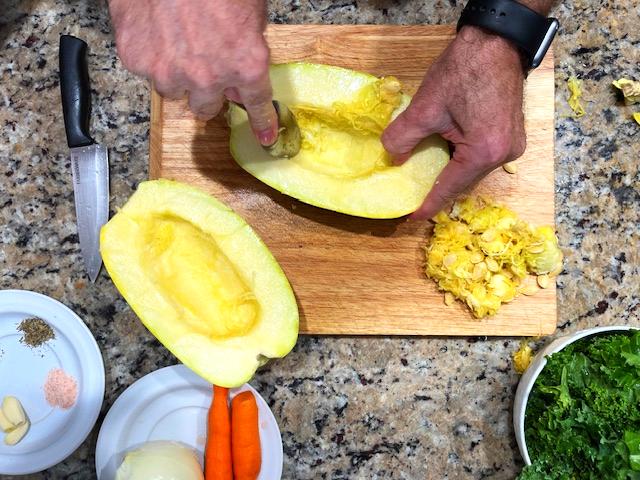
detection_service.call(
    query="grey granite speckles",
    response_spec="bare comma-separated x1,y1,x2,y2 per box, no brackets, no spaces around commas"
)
552,1,640,334
0,0,639,479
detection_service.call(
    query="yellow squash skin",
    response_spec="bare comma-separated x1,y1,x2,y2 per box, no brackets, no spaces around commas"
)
100,180,299,387
228,63,450,219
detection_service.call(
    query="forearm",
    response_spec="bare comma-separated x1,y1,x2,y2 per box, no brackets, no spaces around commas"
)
515,0,556,15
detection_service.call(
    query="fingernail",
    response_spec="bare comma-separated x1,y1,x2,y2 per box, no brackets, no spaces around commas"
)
257,127,277,146
391,152,412,165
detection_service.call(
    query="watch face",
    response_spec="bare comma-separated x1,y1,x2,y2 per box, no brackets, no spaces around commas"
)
532,19,559,68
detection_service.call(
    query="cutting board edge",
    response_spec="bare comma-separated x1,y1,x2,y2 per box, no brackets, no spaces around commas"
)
298,325,558,336
298,297,559,336
150,88,164,180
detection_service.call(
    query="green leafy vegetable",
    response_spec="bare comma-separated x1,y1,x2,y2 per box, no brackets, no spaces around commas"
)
626,431,640,471
519,330,640,479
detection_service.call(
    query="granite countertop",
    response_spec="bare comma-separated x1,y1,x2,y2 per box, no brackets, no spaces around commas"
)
0,0,638,478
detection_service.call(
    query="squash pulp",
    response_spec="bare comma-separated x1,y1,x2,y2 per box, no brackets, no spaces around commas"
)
139,214,259,338
100,180,299,387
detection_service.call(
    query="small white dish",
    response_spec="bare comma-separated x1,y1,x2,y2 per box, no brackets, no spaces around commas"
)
513,325,638,465
95,364,283,480
0,289,105,475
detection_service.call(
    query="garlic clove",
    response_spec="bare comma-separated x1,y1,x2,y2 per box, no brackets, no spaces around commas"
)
2,396,26,426
4,420,29,445
0,409,16,433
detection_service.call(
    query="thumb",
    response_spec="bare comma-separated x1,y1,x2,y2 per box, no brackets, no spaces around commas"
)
381,101,440,165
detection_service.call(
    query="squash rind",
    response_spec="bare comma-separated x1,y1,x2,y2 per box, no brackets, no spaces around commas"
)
100,179,299,387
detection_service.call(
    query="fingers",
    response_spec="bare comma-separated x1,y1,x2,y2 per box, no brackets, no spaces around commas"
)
188,88,224,121
236,73,278,146
153,78,186,100
411,145,493,220
152,66,276,139
224,87,242,104
382,97,444,165
150,59,186,99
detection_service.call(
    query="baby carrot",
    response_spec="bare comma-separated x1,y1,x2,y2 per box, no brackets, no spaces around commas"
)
231,391,261,480
205,385,232,480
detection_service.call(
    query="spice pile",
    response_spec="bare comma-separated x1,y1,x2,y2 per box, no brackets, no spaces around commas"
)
44,368,78,410
17,317,55,348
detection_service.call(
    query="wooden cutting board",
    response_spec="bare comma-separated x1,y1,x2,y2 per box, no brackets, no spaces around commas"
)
150,25,556,336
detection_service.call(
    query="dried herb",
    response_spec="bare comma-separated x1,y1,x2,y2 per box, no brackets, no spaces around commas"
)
17,317,55,348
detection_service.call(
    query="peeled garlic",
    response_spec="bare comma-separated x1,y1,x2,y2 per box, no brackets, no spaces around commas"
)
4,421,29,446
2,397,26,426
1,396,30,445
0,409,14,433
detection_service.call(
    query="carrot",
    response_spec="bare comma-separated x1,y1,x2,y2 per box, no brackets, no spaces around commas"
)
205,385,233,480
231,391,262,480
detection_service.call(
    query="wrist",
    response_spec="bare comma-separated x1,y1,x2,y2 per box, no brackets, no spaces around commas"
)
457,26,528,75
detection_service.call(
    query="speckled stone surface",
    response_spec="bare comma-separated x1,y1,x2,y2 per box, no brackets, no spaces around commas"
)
0,0,638,479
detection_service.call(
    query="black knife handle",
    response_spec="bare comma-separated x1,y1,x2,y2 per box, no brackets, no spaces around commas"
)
59,35,94,148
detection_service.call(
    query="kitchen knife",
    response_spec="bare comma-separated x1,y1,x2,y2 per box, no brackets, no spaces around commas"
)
59,35,109,283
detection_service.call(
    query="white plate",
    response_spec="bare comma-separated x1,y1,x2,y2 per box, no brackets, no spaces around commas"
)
0,289,105,475
95,364,283,480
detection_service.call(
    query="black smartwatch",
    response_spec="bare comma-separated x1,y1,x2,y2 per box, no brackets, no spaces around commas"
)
457,0,559,69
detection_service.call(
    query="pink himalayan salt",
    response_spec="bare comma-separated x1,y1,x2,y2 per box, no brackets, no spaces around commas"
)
44,368,78,409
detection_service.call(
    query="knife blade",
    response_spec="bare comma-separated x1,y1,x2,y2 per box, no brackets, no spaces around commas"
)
59,35,109,282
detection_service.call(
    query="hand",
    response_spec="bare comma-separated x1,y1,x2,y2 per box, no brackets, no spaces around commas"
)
382,26,527,219
108,0,278,146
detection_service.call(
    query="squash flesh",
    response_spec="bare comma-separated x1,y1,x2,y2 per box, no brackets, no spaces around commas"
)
228,63,450,219
100,180,298,387
140,214,259,338
290,76,401,179
292,114,389,178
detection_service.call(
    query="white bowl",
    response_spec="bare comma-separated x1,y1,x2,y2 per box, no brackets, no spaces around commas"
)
513,325,638,465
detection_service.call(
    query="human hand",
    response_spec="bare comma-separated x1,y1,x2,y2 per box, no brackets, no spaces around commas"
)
382,26,527,219
108,0,278,146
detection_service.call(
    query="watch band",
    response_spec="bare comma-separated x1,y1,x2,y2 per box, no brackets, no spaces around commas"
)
457,0,559,68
